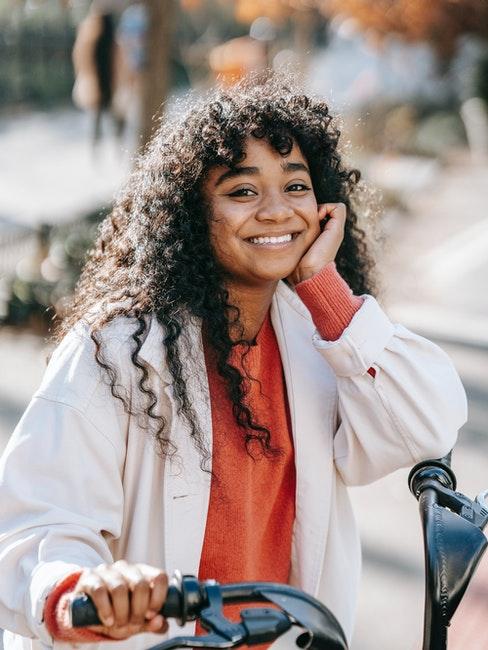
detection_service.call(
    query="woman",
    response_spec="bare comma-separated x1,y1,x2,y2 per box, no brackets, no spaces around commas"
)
72,10,128,145
0,76,467,650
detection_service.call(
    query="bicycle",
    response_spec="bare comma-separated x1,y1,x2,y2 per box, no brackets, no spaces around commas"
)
70,454,488,650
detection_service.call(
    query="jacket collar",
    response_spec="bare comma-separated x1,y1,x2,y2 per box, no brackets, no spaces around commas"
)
138,280,307,383
138,313,203,385
274,279,315,319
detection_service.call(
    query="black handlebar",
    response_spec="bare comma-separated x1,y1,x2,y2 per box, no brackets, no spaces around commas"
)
70,573,349,650
70,576,189,627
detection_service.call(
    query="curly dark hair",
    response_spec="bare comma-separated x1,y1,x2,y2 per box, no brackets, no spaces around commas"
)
53,73,377,470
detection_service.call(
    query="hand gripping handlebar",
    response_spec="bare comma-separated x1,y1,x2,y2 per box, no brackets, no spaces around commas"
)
69,572,349,650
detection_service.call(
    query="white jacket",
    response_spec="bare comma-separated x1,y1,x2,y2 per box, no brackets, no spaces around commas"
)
0,282,467,650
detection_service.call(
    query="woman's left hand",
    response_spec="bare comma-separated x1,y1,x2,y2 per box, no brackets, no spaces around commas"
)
287,203,347,285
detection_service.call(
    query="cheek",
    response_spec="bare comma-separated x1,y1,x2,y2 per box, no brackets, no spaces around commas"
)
306,211,321,241
209,218,238,263
209,202,249,249
302,196,320,229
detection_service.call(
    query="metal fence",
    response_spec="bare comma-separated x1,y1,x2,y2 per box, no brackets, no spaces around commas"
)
0,23,75,107
0,223,37,277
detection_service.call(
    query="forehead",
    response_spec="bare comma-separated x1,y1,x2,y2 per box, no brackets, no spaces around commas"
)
241,136,306,161
204,136,309,186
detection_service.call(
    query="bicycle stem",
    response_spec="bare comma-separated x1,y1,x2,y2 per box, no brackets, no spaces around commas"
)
409,454,488,650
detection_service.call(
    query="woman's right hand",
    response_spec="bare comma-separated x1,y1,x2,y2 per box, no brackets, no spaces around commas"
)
74,560,169,640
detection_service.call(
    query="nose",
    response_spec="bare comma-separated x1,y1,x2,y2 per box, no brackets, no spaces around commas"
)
255,192,294,223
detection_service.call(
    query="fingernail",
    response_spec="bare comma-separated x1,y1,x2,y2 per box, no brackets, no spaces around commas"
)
149,614,163,631
145,610,156,619
105,616,114,626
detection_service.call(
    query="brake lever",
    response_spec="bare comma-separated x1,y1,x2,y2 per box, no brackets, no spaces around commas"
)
199,584,245,642
147,583,292,650
421,480,488,531
475,489,488,518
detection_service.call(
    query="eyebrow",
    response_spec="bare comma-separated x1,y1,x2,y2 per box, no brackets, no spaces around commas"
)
215,166,258,187
282,162,310,175
214,161,310,187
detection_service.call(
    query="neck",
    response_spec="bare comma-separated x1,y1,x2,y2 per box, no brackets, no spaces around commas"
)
226,280,278,343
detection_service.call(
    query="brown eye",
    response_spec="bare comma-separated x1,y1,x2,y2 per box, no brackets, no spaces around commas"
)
287,183,310,192
228,188,256,197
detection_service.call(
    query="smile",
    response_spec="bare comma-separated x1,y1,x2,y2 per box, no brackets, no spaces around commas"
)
246,233,298,246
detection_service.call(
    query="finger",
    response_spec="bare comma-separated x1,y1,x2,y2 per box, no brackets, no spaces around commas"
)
86,623,141,640
75,570,114,627
318,202,347,230
136,565,168,615
318,202,347,218
113,562,150,626
96,566,130,627
89,616,168,639
144,614,169,634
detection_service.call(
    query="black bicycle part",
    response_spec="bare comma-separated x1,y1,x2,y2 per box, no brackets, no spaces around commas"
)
70,572,207,628
409,453,488,650
70,574,349,649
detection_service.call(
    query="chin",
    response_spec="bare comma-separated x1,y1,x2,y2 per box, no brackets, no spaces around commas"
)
253,268,295,284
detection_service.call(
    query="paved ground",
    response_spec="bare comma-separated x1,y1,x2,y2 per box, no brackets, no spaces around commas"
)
0,146,487,649
0,109,132,228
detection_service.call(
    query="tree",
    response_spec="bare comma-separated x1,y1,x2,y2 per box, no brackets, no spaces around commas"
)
140,0,177,149
319,0,488,61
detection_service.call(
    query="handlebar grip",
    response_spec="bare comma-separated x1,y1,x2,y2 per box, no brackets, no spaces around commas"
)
70,594,100,627
70,585,182,627
161,584,183,619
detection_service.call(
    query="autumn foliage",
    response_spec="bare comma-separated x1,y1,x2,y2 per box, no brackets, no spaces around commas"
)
182,0,488,61
319,0,488,60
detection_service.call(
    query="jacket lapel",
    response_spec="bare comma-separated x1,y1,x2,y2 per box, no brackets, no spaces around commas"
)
272,282,337,597
139,315,212,582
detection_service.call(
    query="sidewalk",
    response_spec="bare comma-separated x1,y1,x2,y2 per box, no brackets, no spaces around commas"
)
376,150,488,347
0,109,132,227
0,328,49,453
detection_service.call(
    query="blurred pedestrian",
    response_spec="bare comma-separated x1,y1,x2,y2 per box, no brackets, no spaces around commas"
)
72,9,130,145
0,74,468,650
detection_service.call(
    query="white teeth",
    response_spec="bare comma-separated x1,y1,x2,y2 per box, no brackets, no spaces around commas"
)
249,234,293,245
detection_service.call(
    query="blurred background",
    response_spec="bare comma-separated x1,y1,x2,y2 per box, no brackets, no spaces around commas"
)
0,1,487,648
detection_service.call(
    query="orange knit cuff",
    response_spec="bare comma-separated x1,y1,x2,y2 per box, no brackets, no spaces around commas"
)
43,570,112,643
295,262,363,341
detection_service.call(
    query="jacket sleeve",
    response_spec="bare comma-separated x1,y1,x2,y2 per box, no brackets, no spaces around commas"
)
311,295,468,486
0,323,129,644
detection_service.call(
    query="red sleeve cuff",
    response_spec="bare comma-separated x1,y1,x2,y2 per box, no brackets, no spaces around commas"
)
295,262,363,341
43,570,112,643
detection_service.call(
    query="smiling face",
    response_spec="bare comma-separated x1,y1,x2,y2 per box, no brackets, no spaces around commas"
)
203,136,321,290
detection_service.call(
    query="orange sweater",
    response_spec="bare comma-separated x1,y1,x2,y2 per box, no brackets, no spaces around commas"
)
197,263,363,641
43,262,363,642
198,309,296,630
